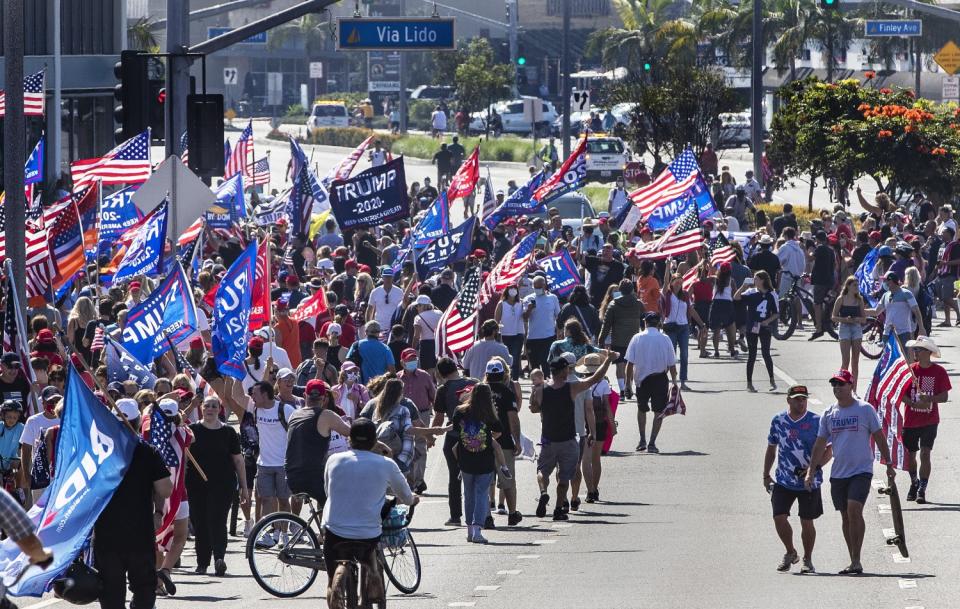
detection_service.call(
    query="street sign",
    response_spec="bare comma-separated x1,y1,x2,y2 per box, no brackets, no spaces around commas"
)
864,20,922,37
266,72,283,106
571,90,590,112
207,27,267,44
935,41,960,76
337,17,456,51
309,62,323,79
944,76,960,102
522,98,544,124
223,67,238,86
624,162,648,185
368,50,401,92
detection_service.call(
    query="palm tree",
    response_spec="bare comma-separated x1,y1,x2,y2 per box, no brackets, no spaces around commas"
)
267,13,333,55
587,0,699,74
128,17,159,53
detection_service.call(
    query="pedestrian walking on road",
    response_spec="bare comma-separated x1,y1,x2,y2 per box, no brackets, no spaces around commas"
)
900,335,950,503
764,385,831,574
624,313,678,453
831,277,867,390
575,353,615,503
735,270,779,392
805,369,896,575
432,358,478,526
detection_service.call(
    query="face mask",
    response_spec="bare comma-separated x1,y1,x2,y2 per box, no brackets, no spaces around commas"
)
507,288,518,297
404,361,418,372
612,291,621,299
534,288,545,296
487,373,504,383
346,372,359,383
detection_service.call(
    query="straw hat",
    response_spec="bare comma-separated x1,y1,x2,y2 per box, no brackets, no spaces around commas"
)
574,352,606,375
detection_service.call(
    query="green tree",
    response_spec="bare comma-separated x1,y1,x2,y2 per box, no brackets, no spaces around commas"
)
430,47,467,85
453,39,512,114
587,0,698,73
128,17,159,53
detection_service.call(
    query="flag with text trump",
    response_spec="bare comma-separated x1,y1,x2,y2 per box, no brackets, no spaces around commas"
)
110,199,169,284
122,261,199,364
212,243,256,380
866,334,912,470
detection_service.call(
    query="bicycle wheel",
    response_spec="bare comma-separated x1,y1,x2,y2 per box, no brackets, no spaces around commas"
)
860,319,884,360
246,512,321,598
379,530,421,594
328,562,357,609
773,297,798,340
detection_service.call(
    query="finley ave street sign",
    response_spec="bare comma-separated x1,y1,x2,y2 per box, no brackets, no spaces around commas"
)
864,20,922,37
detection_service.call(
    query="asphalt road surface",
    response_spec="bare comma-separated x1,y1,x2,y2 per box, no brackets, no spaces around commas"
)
19,320,960,609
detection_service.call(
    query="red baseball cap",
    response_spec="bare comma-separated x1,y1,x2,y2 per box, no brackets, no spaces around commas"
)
345,259,359,270
129,281,141,290
359,264,372,274
719,262,732,273
829,369,854,385
868,230,882,241
189,337,204,350
471,249,487,259
305,379,328,397
37,329,55,343
275,300,289,311
249,336,265,350
401,348,418,361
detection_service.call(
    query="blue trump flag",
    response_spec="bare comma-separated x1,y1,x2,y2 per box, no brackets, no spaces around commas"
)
104,334,157,389
482,171,547,230
412,192,450,247
122,261,199,364
212,242,257,380
646,174,719,230
0,365,137,597
855,246,880,307
24,138,43,186
416,216,477,279
98,186,143,247
537,249,582,297
112,199,169,284
216,173,246,220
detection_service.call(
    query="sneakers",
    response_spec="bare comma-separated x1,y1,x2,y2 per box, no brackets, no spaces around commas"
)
242,520,253,538
747,383,757,393
467,525,488,544
255,531,276,549
444,517,462,527
776,550,799,572
535,494,550,518
808,331,824,342
214,559,227,576
483,515,496,529
584,492,596,504
647,444,660,454
496,504,508,515
916,490,927,504
800,558,815,574
157,569,177,596
636,440,647,452
552,507,569,521
907,480,919,501
570,497,581,512
414,481,427,494
499,465,512,480
507,511,523,526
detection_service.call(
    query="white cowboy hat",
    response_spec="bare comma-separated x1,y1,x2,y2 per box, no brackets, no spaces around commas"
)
905,335,941,358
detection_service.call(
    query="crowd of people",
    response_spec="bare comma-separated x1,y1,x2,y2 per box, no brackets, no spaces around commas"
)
0,134,958,606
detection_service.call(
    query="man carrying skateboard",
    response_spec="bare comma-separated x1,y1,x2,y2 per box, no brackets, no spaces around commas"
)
902,336,951,504
806,369,896,575
764,385,832,573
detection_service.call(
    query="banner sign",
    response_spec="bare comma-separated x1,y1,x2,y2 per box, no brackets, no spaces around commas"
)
214,173,246,221
537,249,581,297
99,186,143,246
532,136,587,205
416,216,476,279
329,156,409,230
0,366,136,597
412,192,450,247
253,196,289,226
122,262,199,364
212,242,256,380
104,335,158,389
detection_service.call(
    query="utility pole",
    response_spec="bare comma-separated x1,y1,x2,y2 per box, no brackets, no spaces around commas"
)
166,0,192,237
3,0,27,309
750,0,763,183
50,0,63,193
560,0,571,159
399,0,408,133
507,0,519,97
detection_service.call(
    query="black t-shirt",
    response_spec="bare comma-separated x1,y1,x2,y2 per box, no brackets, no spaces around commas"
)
541,382,576,442
748,250,781,282
355,234,380,270
431,284,457,313
433,149,453,172
95,442,170,550
0,372,30,405
771,213,798,238
434,377,477,423
851,243,873,271
186,423,241,488
452,410,501,475
490,383,518,451
741,290,779,329
810,244,835,286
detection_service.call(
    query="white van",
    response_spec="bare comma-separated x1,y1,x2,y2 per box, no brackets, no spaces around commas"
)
306,101,349,129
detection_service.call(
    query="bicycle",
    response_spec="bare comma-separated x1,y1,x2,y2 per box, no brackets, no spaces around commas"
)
773,272,836,341
860,312,886,360
246,494,421,599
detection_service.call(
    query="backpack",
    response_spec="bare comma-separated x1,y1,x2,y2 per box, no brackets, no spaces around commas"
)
239,404,290,459
374,404,405,456
458,417,489,454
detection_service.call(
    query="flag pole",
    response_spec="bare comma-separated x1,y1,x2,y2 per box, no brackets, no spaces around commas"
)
266,237,274,361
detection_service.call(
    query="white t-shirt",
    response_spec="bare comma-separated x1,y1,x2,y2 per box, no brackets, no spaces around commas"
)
20,413,59,448
414,309,442,340
370,149,389,167
369,285,402,331
431,110,447,131
250,401,298,467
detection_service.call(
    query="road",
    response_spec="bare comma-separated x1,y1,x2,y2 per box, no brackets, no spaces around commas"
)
20,323,959,609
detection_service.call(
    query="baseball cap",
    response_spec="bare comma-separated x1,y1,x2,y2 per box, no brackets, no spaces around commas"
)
115,398,140,421
829,369,854,385
305,379,328,397
345,259,359,270
644,312,661,324
326,322,342,335
107,381,125,395
0,353,21,368
248,336,265,350
342,361,359,373
350,417,378,444
174,388,194,402
884,270,900,282
485,360,505,374
276,367,295,380
41,386,61,403
158,398,179,416
401,348,418,361
549,355,570,370
189,337,204,350
36,329,55,343
415,295,432,306
787,385,809,398
129,281,141,290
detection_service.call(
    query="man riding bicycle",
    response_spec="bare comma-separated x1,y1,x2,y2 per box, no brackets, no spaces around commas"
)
322,418,419,606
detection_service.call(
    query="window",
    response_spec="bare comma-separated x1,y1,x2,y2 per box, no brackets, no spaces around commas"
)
546,0,611,16
587,140,625,154
313,105,347,117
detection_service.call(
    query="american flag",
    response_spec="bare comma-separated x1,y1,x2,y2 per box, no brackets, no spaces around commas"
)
281,242,295,267
177,217,205,248
144,409,189,551
629,149,701,219
90,325,105,352
0,70,45,116
180,131,189,166
681,265,700,292
224,120,254,178
632,203,702,260
25,223,56,299
480,231,538,303
70,131,152,190
48,199,87,290
709,233,737,266
1,261,38,413
866,334,913,470
437,267,482,357
250,156,271,187
479,169,496,222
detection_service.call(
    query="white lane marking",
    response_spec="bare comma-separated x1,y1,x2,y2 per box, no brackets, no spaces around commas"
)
531,539,556,545
497,569,522,575
878,504,892,513
883,527,897,537
905,606,925,609
24,599,61,609
517,554,540,559
474,585,500,591
551,523,573,528
892,554,911,563
416,499,448,505
899,579,918,589
772,365,823,404
448,603,476,607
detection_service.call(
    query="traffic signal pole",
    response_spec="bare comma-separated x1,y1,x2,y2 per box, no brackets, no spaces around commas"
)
507,0,519,97
3,0,27,309
560,0,571,159
750,0,764,186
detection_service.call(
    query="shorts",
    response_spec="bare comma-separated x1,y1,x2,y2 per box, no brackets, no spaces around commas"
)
493,450,516,490
611,345,628,364
812,284,831,305
175,500,190,520
709,299,734,329
537,439,579,483
837,322,863,341
902,424,938,452
418,339,438,370
771,484,823,520
694,302,711,327
255,465,291,499
287,473,327,507
733,300,747,327
935,275,957,301
778,275,793,299
829,473,872,510
636,372,668,413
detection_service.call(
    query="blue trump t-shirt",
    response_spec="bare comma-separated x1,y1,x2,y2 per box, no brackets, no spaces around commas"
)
768,410,822,491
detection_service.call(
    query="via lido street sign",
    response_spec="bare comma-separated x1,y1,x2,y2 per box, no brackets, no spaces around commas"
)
337,17,456,51
864,20,922,37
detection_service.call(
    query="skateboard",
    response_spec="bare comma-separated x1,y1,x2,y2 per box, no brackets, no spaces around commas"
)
878,480,908,558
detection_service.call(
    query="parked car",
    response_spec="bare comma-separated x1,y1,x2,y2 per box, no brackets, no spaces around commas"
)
717,112,750,148
410,85,455,101
535,191,596,232
469,97,558,137
550,108,596,138
306,101,350,129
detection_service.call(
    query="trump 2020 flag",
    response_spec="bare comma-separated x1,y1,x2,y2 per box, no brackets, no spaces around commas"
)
98,186,143,248
855,247,880,307
24,138,44,186
212,242,256,380
482,170,547,230
111,199,169,284
104,334,157,389
537,249,581,297
0,364,137,597
215,173,246,221
412,192,450,247
416,216,477,280
532,135,587,205
122,261,199,364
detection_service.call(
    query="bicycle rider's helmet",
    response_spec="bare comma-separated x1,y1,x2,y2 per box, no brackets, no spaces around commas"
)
0,400,22,414
53,561,102,605
878,245,894,258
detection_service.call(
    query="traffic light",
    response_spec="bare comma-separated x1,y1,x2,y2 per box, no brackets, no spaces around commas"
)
820,0,838,9
114,50,150,144
516,44,526,66
643,61,652,72
146,56,166,144
186,94,225,178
